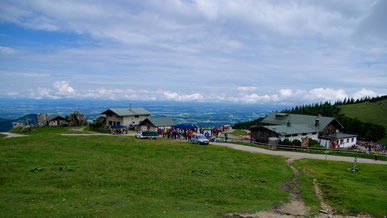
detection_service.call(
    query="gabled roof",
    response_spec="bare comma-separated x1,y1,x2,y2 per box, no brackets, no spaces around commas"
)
263,124,318,135
141,117,176,127
262,112,342,131
102,108,151,117
48,115,66,122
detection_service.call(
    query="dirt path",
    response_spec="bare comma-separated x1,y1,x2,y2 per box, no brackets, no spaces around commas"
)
60,131,137,136
217,142,379,217
211,142,387,165
0,132,29,138
229,158,308,217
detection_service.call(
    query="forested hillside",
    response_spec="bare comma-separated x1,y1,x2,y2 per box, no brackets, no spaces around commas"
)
338,97,387,144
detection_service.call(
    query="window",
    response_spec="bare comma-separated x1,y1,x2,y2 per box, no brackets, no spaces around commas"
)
135,115,139,118
109,121,112,126
312,132,317,135
302,133,307,136
291,134,297,137
346,139,349,143
351,138,354,142
285,135,291,137
117,122,120,126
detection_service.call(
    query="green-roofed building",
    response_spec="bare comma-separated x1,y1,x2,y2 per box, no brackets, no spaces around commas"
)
139,117,176,131
251,112,344,146
102,107,151,129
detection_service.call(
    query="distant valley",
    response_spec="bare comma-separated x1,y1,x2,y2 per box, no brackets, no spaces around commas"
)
0,99,282,131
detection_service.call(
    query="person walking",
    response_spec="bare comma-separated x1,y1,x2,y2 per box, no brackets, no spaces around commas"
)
375,150,379,161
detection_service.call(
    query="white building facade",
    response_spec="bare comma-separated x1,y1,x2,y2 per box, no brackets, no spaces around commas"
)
319,133,357,148
102,108,151,129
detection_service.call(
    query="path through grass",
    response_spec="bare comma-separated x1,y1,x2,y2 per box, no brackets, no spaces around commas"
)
294,159,387,217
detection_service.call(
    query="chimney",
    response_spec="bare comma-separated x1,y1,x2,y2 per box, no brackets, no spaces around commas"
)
315,115,320,127
287,117,291,127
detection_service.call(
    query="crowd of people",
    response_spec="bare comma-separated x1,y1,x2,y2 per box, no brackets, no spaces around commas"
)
156,126,222,141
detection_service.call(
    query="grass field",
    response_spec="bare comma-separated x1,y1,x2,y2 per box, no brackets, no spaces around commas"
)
10,126,91,135
229,129,248,136
0,128,293,217
0,134,6,138
294,159,387,217
339,99,387,144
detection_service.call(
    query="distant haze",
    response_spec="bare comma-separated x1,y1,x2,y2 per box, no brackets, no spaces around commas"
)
0,99,283,127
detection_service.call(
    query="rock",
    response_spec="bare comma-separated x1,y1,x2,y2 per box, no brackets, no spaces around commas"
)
12,123,24,128
93,114,106,124
22,125,32,132
38,113,48,127
68,110,87,126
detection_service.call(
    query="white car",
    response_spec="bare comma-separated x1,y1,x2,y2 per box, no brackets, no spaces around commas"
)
191,134,209,145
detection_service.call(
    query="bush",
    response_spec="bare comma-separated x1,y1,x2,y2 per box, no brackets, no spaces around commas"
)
89,122,110,133
280,138,301,146
292,139,301,146
308,138,319,146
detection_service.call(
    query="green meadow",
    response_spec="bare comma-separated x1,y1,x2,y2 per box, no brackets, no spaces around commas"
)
229,129,248,136
1,127,386,217
0,128,292,217
294,159,387,217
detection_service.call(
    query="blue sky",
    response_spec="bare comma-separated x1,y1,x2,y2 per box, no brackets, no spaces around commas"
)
0,0,386,105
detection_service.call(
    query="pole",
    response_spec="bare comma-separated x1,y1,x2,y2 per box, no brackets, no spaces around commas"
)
352,157,358,171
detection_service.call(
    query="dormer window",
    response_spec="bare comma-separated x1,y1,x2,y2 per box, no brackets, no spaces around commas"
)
275,113,288,120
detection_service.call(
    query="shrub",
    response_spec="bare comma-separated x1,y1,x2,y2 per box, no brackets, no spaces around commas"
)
308,138,319,146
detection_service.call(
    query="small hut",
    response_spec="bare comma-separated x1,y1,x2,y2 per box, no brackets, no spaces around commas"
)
48,115,67,127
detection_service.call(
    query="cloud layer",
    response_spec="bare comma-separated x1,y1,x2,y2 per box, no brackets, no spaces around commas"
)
15,81,384,105
0,0,386,104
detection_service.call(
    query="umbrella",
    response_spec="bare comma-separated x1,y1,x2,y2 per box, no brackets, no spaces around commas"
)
111,125,127,129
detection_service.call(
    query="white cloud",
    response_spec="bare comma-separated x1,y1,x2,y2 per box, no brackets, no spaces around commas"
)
237,86,256,92
0,46,16,54
280,89,293,97
309,88,348,101
4,85,386,105
27,88,60,100
163,91,204,102
53,81,75,95
353,88,378,99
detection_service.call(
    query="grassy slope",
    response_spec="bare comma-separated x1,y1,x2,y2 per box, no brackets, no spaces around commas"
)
338,99,387,144
294,159,387,217
230,130,248,136
0,134,6,138
10,126,91,135
0,130,293,217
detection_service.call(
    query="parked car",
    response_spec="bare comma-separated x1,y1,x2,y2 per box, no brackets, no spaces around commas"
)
135,131,159,139
191,133,209,145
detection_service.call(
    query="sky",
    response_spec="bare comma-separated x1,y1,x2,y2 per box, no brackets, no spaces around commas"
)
0,0,386,105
